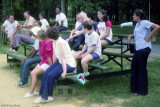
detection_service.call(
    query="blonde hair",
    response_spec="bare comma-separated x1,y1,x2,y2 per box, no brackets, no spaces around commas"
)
37,30,47,40
78,12,90,22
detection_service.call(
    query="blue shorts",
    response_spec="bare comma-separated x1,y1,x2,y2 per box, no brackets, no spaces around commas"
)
104,39,112,45
84,51,100,59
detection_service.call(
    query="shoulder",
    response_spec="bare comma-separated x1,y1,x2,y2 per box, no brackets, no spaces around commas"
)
105,20,112,27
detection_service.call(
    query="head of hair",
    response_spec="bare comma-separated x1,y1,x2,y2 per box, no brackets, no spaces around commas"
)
9,14,14,18
39,13,45,18
82,20,92,30
79,12,89,21
56,6,61,11
98,9,108,21
37,30,47,40
87,12,94,20
134,9,145,20
25,11,30,15
46,27,59,40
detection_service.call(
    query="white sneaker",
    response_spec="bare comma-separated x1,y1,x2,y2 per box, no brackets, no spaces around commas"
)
34,91,39,96
41,96,53,103
83,72,89,77
33,96,42,104
24,92,34,98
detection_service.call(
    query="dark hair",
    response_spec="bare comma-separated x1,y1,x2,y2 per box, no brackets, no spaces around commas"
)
39,13,45,18
82,20,92,30
25,11,30,15
37,30,47,40
87,12,94,20
38,21,42,26
9,15,14,18
98,9,108,21
134,9,145,20
46,27,59,40
56,6,61,11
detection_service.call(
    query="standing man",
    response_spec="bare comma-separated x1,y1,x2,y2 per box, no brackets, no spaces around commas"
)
19,11,36,36
54,6,68,31
1,15,19,48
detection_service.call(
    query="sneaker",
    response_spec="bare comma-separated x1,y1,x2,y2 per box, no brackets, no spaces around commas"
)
33,96,42,104
34,91,39,96
83,72,90,77
18,82,28,88
24,92,34,98
41,96,53,103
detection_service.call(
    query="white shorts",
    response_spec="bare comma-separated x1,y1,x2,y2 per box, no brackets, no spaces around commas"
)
37,63,50,71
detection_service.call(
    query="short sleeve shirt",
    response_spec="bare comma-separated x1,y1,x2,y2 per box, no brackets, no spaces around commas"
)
55,13,68,28
3,20,19,37
85,31,102,57
97,20,113,41
24,16,36,28
40,19,49,31
134,20,153,51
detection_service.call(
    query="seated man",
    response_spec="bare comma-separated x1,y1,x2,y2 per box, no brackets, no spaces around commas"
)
11,22,42,51
19,11,36,36
1,15,19,48
18,27,41,87
73,20,102,76
54,6,68,31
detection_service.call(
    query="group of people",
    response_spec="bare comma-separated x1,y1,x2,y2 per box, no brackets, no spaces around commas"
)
1,7,160,104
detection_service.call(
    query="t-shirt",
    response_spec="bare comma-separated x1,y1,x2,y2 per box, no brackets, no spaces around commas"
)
85,31,101,57
3,20,9,31
134,20,153,51
33,39,39,55
24,16,36,28
3,20,19,37
40,19,49,31
55,13,68,28
97,20,113,41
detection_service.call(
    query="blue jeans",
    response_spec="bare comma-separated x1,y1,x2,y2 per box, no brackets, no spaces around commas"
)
69,34,85,51
20,54,41,84
39,61,75,100
57,26,67,31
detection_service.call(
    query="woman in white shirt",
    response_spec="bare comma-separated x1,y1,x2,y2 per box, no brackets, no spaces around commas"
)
39,13,50,31
128,9,159,96
33,27,76,103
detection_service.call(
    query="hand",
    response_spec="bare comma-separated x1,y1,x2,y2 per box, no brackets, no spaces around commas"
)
127,35,132,44
66,38,69,42
80,53,86,59
145,36,151,42
61,72,66,78
23,57,29,63
69,36,73,41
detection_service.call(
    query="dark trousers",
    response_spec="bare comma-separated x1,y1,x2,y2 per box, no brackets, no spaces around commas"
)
69,34,85,51
57,26,67,31
130,47,151,95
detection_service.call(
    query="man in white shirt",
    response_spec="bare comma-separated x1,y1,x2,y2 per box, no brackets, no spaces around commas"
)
54,7,68,31
1,15,18,46
18,11,36,36
39,13,50,31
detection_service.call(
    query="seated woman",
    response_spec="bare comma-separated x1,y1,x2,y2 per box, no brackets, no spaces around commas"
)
67,12,90,51
24,30,53,98
33,27,76,103
97,9,113,46
74,20,101,76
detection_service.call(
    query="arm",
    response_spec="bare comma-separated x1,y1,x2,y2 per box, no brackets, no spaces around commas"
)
69,30,85,40
100,27,110,40
59,41,67,78
1,25,8,35
127,34,134,44
54,21,58,28
145,24,160,41
81,45,96,58
23,48,38,63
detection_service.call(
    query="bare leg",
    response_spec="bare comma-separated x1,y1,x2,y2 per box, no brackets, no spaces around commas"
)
101,40,108,46
81,54,93,72
30,66,44,94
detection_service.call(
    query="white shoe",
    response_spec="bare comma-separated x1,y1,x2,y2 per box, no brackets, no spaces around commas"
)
83,72,89,77
33,96,42,104
24,92,34,98
34,91,39,96
41,96,53,103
